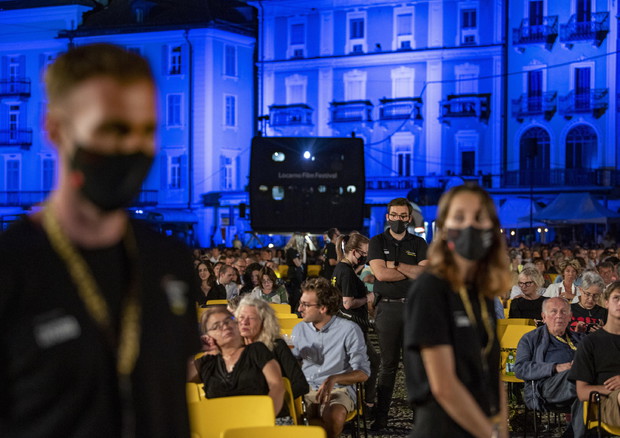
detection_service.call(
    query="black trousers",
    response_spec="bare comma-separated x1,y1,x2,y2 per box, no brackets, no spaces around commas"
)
374,301,406,419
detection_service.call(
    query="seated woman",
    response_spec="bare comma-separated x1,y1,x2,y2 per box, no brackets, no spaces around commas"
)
235,296,309,423
250,267,289,304
544,258,582,302
570,270,607,333
196,262,224,306
240,262,263,296
190,307,284,414
509,267,547,321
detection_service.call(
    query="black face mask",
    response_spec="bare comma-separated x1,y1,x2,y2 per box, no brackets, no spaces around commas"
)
446,226,493,261
356,255,367,266
71,146,154,211
388,220,408,234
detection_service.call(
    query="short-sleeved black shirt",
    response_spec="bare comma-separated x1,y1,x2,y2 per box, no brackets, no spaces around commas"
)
0,217,200,438
332,261,368,324
569,329,620,385
197,342,273,398
569,303,607,332
367,229,428,299
404,272,500,418
509,296,548,320
320,242,337,280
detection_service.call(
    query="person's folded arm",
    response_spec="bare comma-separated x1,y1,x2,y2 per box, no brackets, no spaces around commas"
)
369,259,407,282
514,336,554,381
395,260,428,279
576,380,610,401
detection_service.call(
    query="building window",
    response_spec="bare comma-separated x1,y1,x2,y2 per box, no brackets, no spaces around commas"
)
346,11,367,54
576,0,592,23
394,7,414,50
168,46,182,75
456,131,479,176
566,124,596,169
167,94,183,127
520,127,550,172
344,70,366,101
169,155,182,189
391,67,415,98
288,21,306,58
224,45,237,77
220,155,235,190
455,63,479,94
8,104,20,140
392,132,414,177
285,74,307,104
5,157,20,191
41,157,55,191
224,95,237,127
459,4,479,45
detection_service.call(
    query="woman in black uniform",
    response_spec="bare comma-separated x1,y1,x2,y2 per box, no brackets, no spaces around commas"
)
404,184,512,438
332,233,380,413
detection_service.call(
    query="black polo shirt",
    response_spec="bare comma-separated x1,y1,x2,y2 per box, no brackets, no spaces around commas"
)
368,229,428,299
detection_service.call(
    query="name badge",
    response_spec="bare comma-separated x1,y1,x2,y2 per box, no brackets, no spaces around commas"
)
34,313,81,349
454,311,471,328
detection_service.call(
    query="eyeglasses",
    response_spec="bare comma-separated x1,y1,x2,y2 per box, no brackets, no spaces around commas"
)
518,281,535,288
299,302,320,309
207,317,236,332
237,316,259,323
388,213,410,221
355,249,368,258
581,289,601,299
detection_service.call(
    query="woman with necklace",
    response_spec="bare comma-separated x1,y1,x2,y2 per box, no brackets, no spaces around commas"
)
544,259,582,303
250,266,289,304
404,184,512,438
332,232,380,414
190,307,284,414
570,270,607,332
196,262,225,305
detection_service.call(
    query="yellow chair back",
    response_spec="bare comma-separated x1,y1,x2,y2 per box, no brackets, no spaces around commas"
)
307,264,321,278
278,318,302,332
276,313,299,319
497,318,535,340
206,299,228,306
221,425,326,438
278,265,289,278
499,324,535,383
188,395,275,438
270,303,292,314
282,377,297,425
583,400,620,434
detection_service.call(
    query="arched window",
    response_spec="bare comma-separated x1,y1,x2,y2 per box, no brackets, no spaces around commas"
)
519,127,550,185
566,124,596,169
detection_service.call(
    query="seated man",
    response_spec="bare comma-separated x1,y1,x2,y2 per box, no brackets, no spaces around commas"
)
570,281,620,427
515,297,583,412
292,277,370,438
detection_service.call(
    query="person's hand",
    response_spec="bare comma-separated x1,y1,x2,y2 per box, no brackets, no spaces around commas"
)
560,291,575,301
316,376,337,405
200,335,219,355
574,321,587,333
366,292,375,305
555,362,572,373
604,375,620,391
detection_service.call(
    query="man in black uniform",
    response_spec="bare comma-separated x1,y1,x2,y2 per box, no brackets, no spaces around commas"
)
0,44,199,438
367,197,428,431
320,227,340,280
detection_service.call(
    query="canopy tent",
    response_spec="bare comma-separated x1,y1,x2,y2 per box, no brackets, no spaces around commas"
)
518,193,620,225
496,197,545,229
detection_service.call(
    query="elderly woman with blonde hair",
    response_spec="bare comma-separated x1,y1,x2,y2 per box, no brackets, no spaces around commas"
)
544,258,582,302
235,296,308,422
508,267,547,321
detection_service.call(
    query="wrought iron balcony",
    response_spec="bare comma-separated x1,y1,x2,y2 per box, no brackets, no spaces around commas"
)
559,89,608,118
439,94,490,124
501,169,601,188
560,12,609,46
0,129,33,147
378,97,423,121
512,92,557,121
0,191,50,207
329,100,373,123
0,78,31,97
268,104,313,127
513,16,558,49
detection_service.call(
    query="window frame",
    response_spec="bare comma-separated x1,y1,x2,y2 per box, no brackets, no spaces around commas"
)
346,11,368,54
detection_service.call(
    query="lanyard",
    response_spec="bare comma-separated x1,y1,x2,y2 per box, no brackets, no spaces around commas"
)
553,334,577,351
458,286,495,358
42,206,142,436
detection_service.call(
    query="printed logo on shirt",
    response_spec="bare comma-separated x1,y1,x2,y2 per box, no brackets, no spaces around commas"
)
34,312,81,349
454,310,471,328
383,249,390,255
405,250,417,258
162,276,189,316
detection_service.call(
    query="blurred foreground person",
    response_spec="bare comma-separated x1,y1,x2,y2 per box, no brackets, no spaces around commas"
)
0,44,199,438
404,184,511,437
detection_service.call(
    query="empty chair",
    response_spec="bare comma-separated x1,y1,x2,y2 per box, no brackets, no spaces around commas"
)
269,303,292,314
221,425,326,438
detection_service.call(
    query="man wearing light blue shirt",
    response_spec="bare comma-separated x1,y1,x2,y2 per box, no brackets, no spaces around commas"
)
293,277,370,438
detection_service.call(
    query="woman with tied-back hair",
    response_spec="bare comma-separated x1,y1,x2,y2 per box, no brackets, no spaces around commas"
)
404,184,512,438
332,233,380,414
544,258,583,303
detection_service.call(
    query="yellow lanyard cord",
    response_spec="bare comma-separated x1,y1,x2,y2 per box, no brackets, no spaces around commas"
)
553,334,577,351
458,286,495,358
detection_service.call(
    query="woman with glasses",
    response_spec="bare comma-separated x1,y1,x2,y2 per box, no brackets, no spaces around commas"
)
250,266,289,304
235,296,308,423
404,184,512,438
508,267,548,321
332,233,380,415
189,306,284,414
570,270,607,333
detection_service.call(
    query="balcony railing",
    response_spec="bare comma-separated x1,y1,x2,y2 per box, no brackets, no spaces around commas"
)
0,191,50,207
513,16,558,48
439,94,490,124
329,100,373,123
559,89,608,118
512,92,557,121
0,129,33,147
378,97,423,121
134,190,158,206
560,12,609,46
269,104,313,127
501,169,604,188
0,78,31,97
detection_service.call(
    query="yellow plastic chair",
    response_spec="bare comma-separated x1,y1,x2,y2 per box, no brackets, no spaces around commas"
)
269,303,292,314
497,317,535,340
344,383,367,438
281,377,307,425
307,264,321,277
584,393,620,436
276,313,299,319
188,395,275,438
278,265,289,278
278,318,302,332
206,299,228,306
186,382,202,403
221,425,326,438
499,324,536,384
